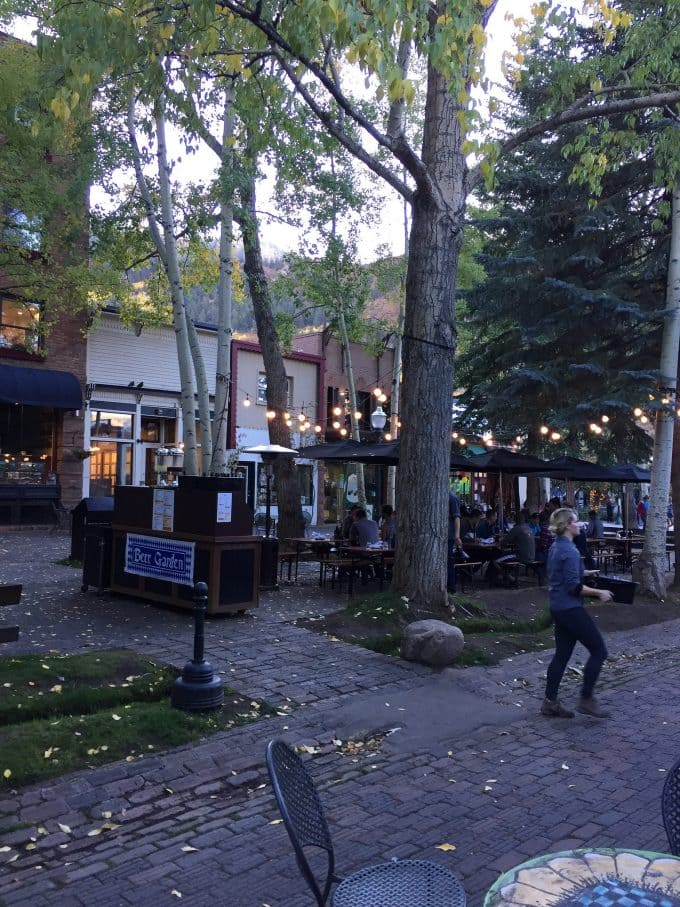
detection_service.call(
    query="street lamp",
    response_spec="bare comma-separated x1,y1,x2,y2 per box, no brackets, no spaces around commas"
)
370,404,387,433
244,443,297,590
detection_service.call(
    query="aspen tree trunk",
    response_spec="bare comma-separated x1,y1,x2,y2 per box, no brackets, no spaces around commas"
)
671,409,680,587
210,88,235,475
386,188,408,510
337,303,366,507
128,92,198,475
185,315,212,471
391,64,464,613
239,171,305,540
634,182,680,599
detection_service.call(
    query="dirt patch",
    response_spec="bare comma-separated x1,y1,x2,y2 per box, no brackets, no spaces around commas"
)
295,582,680,666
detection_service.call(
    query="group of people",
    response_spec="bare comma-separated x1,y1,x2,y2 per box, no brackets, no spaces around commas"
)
338,502,397,548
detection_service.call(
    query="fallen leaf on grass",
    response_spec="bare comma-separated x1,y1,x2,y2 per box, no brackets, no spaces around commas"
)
111,714,121,721
171,891,182,898
561,763,569,770
435,843,457,852
181,846,198,853
269,819,283,825
87,822,120,837
0,846,12,853
3,769,11,779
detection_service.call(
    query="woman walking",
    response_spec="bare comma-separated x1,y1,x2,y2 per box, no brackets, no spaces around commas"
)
541,508,613,719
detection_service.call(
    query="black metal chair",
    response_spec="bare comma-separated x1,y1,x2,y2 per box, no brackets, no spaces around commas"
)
266,739,467,906
662,754,680,855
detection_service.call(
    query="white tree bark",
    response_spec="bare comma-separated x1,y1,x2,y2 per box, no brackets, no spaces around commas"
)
634,181,680,599
128,92,199,475
210,87,235,475
387,186,408,509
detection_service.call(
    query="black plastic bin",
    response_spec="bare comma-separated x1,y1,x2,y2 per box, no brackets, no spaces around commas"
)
70,497,114,561
81,524,113,592
593,574,638,604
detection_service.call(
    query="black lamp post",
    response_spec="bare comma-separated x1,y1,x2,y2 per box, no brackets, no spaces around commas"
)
245,444,297,590
170,582,224,712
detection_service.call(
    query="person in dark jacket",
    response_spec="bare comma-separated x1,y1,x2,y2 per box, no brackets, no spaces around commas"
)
541,507,613,720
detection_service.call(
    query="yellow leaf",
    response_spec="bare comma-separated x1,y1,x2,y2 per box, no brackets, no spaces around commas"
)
2,769,11,779
26,843,37,850
181,845,198,852
58,824,71,834
50,685,62,694
44,747,54,759
111,714,121,721
269,819,283,825
435,843,457,852
41,664,50,670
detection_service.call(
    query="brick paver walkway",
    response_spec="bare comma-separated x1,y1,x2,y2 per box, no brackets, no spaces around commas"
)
0,531,679,906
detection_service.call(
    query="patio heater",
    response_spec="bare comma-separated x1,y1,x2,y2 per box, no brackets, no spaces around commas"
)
245,444,297,591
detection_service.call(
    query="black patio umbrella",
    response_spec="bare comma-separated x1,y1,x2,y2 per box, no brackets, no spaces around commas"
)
298,438,476,469
609,463,651,483
465,448,555,475
546,455,622,483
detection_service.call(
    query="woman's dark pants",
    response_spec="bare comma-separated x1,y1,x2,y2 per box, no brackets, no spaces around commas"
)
545,607,608,701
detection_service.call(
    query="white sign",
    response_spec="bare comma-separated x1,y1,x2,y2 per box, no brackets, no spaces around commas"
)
152,488,175,532
216,492,233,523
124,533,195,586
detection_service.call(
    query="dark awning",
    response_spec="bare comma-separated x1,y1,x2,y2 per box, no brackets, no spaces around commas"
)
0,363,83,409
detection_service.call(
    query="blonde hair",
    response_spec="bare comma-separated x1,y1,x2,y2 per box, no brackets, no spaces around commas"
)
550,507,576,536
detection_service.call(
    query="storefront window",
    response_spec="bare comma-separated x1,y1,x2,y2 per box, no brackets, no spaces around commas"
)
89,441,133,497
256,463,313,508
0,403,53,484
0,297,40,354
256,372,294,407
90,410,133,440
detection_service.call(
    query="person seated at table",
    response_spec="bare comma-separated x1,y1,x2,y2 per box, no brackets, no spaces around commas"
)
536,512,554,562
348,508,380,547
475,509,497,539
502,511,536,565
341,504,360,540
585,509,605,539
527,511,541,538
460,507,482,539
379,504,397,548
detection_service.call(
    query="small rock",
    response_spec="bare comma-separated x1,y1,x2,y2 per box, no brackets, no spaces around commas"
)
400,620,464,666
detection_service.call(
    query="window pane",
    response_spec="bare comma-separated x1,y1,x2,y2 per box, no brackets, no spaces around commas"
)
0,298,40,353
257,372,293,407
90,411,133,440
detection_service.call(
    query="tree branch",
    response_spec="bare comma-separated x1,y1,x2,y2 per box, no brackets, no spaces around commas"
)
467,90,680,192
127,93,168,265
274,53,413,202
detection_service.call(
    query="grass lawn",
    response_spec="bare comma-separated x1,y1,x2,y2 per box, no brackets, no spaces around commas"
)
0,649,276,789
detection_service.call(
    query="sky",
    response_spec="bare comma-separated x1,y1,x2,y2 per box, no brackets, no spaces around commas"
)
9,0,563,262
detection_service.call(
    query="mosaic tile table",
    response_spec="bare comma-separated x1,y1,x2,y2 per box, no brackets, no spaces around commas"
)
484,848,680,907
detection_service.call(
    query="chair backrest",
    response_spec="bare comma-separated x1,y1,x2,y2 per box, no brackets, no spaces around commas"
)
266,739,336,906
662,755,680,855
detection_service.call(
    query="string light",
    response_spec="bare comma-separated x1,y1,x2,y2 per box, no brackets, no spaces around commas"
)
354,411,362,420
459,437,466,445
266,410,275,420
332,421,341,430
539,426,549,435
550,431,561,441
373,388,382,397
640,415,649,424
384,432,392,441
314,425,322,433
243,394,251,408
339,427,348,436
333,406,342,416
633,407,643,417
601,414,609,423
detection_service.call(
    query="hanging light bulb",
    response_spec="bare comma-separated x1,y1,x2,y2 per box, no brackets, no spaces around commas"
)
373,387,382,397
551,432,561,441
384,432,392,441
354,411,362,420
459,437,467,445
379,393,388,403
339,427,348,436
516,435,522,443
539,426,549,435
243,395,251,408
601,414,609,423
640,415,649,424
297,412,306,422
314,425,322,433
452,431,458,439
266,410,276,420
332,420,341,430
333,406,342,416
589,423,598,432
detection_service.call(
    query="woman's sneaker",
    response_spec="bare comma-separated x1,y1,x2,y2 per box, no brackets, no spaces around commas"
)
540,698,574,718
577,697,609,718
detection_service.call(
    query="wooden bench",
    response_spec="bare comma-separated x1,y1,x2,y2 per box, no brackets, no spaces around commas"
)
0,583,21,643
0,485,67,528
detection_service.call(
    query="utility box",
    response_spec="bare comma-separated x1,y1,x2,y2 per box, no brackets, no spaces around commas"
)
70,497,114,561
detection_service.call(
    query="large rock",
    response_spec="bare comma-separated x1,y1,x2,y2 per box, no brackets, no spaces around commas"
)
400,620,465,667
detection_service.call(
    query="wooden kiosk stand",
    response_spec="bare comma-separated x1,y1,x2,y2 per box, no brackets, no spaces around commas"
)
110,477,261,615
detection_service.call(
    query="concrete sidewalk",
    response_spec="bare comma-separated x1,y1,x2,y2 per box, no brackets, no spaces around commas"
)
1,530,679,906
